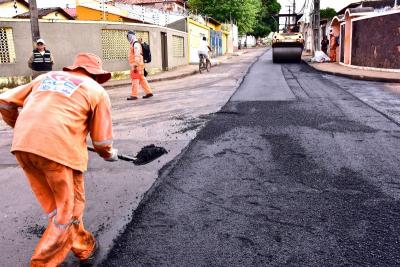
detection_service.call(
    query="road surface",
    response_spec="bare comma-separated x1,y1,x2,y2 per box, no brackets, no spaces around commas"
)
103,50,400,266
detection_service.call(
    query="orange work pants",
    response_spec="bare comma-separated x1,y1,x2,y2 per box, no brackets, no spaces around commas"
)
330,49,336,62
15,152,95,267
131,75,152,97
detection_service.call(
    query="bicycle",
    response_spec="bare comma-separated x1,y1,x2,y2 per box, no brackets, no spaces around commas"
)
199,54,211,74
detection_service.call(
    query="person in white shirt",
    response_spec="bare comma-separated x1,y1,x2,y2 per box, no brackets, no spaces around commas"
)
198,36,212,62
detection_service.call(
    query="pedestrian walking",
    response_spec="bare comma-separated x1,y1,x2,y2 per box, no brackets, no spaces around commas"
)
0,53,118,266
321,35,329,55
126,31,153,101
28,38,54,79
329,30,338,62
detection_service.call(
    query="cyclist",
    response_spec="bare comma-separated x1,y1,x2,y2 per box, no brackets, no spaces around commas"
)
198,36,212,65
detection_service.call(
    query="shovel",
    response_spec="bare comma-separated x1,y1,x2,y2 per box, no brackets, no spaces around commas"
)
88,144,167,165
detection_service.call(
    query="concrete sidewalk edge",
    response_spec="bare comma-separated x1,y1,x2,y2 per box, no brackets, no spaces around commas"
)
302,59,400,84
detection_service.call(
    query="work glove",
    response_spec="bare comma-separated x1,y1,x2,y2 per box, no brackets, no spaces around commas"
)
105,148,119,162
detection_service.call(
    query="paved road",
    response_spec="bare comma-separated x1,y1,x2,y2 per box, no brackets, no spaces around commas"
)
103,50,400,266
0,48,265,265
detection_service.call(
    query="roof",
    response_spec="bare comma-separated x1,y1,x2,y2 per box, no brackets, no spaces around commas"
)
14,7,75,20
337,0,396,15
114,0,187,5
62,8,77,18
0,0,28,7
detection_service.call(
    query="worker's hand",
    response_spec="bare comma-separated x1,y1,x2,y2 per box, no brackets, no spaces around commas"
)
104,148,118,162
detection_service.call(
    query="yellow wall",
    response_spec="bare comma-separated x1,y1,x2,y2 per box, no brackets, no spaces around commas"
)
76,6,123,22
42,12,70,20
188,19,210,63
0,2,29,18
222,33,228,54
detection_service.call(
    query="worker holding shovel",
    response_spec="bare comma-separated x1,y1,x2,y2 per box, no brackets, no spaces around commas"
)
0,53,118,266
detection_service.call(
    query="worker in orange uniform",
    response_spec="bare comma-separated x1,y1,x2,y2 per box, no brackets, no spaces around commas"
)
0,53,118,266
126,31,153,100
329,30,337,62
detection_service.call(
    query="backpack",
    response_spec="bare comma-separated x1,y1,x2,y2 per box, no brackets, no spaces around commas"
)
141,42,151,63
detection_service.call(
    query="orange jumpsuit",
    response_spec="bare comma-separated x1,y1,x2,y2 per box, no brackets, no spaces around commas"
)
329,34,337,62
0,71,114,266
129,42,152,97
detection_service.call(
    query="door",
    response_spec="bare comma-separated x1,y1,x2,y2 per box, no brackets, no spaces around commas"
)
161,32,168,71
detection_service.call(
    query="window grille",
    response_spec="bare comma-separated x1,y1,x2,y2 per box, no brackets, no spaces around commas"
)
172,35,184,57
0,28,16,64
101,29,149,60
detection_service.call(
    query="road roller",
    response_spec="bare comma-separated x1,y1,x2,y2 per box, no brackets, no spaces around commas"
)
272,32,304,63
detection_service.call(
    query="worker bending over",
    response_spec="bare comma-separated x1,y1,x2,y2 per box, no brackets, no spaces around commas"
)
0,53,118,266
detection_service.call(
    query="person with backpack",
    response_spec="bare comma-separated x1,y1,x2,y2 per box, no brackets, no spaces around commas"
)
126,31,153,101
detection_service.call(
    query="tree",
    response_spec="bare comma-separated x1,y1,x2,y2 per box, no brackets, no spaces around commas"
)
320,7,336,19
250,0,281,38
188,0,262,35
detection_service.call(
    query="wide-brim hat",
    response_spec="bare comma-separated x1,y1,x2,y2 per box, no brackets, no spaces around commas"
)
63,53,111,84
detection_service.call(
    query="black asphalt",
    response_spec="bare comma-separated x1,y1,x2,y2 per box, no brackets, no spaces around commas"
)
102,53,400,266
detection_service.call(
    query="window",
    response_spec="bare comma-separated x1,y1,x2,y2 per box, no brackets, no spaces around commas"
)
0,27,16,64
101,29,150,60
172,35,184,57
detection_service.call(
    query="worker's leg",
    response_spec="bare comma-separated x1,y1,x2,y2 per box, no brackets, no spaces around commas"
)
131,79,139,97
330,49,336,62
15,152,57,219
139,75,152,95
71,171,96,260
28,155,76,267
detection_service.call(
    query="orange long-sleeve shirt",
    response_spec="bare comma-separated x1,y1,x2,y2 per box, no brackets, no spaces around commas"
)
0,71,114,172
128,42,144,72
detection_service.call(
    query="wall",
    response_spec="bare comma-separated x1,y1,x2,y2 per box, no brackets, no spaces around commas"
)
0,2,28,18
188,19,209,63
351,12,400,69
0,19,188,85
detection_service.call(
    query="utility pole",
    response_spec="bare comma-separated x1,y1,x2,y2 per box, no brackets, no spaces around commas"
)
29,0,40,46
312,0,320,54
293,0,296,25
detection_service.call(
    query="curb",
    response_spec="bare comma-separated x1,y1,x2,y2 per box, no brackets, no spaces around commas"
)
103,61,221,89
302,59,400,84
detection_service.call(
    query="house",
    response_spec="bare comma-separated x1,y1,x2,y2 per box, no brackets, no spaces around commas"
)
0,0,28,18
330,6,400,69
113,0,188,13
14,8,75,20
337,0,397,15
75,0,142,23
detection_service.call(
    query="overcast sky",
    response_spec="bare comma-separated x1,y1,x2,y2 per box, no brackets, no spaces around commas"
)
278,0,359,13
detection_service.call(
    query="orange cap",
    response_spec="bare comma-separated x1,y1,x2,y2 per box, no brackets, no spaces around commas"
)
63,53,111,84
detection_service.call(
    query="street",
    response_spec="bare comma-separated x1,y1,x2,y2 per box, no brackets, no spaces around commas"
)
102,50,400,266
0,48,265,265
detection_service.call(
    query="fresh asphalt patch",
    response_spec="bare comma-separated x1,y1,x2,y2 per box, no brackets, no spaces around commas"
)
101,54,400,266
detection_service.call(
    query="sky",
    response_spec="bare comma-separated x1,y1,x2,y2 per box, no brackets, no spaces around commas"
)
278,0,360,13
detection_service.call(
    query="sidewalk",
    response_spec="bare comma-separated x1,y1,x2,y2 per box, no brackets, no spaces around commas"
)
302,56,400,83
103,53,241,89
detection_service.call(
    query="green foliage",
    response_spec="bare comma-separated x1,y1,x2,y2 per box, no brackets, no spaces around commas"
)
188,0,263,35
250,0,281,37
320,7,336,19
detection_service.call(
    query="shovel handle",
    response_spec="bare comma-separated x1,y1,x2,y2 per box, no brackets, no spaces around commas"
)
87,147,137,163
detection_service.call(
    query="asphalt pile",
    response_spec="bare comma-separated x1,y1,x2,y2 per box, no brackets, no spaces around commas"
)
134,144,168,165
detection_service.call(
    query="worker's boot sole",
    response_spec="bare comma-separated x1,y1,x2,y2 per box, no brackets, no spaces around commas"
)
79,239,100,267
